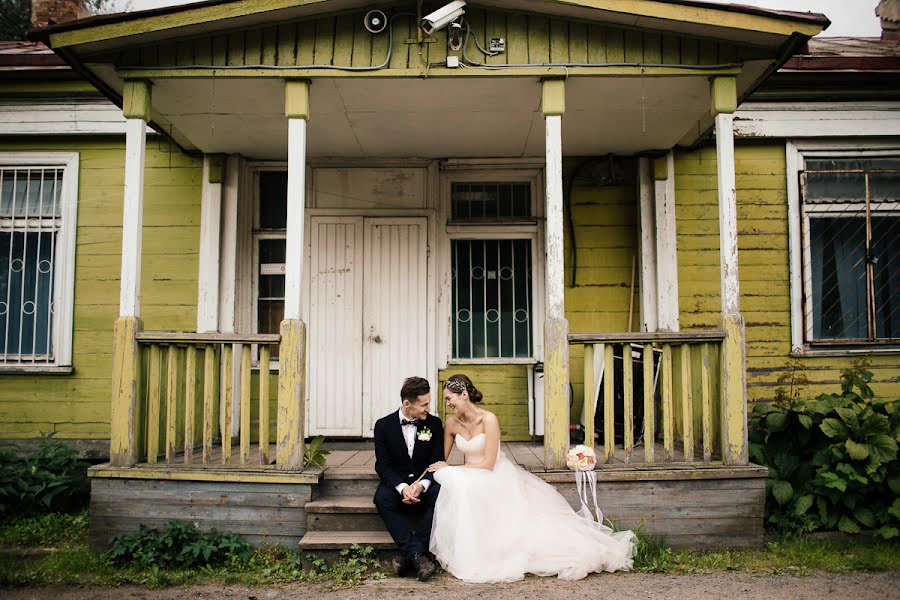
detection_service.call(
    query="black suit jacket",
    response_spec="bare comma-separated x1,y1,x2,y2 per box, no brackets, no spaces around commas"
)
373,411,444,490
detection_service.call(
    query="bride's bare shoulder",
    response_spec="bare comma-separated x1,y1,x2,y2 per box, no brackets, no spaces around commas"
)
444,415,460,430
480,410,500,427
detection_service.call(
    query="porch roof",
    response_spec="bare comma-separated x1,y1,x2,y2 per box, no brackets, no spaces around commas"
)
31,1,829,158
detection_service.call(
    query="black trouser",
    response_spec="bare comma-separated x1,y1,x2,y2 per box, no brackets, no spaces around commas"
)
373,481,440,561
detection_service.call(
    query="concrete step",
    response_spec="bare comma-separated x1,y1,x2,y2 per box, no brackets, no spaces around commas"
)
298,530,395,550
305,496,385,532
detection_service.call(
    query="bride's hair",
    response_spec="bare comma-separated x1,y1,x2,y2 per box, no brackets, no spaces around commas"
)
443,374,483,403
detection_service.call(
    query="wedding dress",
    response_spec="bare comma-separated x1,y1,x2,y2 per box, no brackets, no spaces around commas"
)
429,433,635,583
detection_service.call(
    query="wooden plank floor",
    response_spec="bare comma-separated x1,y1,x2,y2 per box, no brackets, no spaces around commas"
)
149,440,718,472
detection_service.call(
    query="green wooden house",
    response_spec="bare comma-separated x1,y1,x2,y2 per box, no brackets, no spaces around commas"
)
2,0,897,549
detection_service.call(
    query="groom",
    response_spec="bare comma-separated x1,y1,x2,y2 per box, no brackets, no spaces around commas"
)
373,376,444,581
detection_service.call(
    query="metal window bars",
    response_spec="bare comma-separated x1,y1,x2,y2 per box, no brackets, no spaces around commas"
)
0,167,64,363
799,166,900,344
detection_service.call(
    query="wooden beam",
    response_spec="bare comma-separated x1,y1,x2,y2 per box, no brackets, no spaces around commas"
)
542,78,569,470
197,155,223,333
711,76,737,116
654,151,679,332
284,82,308,321
277,319,307,470
638,158,658,333
118,115,147,318
121,79,151,121
110,316,142,467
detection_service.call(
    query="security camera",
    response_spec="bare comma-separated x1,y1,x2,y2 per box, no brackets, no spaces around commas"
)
421,0,466,35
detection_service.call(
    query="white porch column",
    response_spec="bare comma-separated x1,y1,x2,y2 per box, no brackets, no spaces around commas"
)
277,79,310,470
197,155,224,332
637,158,658,333
713,76,748,465
111,79,151,466
118,81,150,318
654,152,679,332
541,78,569,470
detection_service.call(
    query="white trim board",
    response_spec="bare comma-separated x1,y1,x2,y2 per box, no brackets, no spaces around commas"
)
734,102,900,139
0,151,79,370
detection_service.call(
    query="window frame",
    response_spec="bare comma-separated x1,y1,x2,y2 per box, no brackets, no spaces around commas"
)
440,167,545,365
786,140,900,356
0,152,79,373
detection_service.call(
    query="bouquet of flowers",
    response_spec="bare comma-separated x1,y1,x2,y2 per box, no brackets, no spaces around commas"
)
566,445,607,529
565,444,596,471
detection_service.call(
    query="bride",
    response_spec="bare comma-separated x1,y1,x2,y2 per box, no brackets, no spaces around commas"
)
428,374,635,583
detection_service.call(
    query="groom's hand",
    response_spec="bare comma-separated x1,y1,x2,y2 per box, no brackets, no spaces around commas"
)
401,483,422,504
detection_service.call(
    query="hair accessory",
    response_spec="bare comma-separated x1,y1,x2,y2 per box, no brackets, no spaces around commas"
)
443,379,467,393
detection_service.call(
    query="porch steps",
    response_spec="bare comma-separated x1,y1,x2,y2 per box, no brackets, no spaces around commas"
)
298,530,395,550
298,469,395,551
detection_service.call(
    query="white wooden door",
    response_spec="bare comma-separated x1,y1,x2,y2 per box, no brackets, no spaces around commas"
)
362,218,429,436
307,217,364,436
307,216,428,437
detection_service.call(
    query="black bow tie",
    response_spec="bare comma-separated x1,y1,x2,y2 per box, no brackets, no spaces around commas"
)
401,419,419,426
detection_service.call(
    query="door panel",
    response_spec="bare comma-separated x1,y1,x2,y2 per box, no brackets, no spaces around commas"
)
362,218,429,436
308,217,364,436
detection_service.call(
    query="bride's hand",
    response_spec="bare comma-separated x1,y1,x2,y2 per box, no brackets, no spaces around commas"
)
428,461,448,472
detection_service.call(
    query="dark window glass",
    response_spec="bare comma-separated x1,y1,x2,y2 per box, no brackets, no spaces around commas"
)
451,182,531,220
259,171,287,229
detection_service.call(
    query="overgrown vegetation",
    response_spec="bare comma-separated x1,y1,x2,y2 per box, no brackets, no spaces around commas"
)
106,521,252,569
303,435,330,469
749,362,899,539
0,434,90,518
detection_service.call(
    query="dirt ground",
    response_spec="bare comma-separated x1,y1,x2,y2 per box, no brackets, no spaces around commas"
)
4,572,899,600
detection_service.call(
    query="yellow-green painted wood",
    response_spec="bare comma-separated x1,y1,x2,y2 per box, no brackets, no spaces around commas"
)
623,343,634,462
662,344,674,462
109,316,142,466
276,320,306,470
259,346,270,464
711,76,737,115
240,344,251,465
103,8,756,74
680,344,694,462
165,345,178,463
437,365,531,441
603,343,615,464
146,344,161,464
122,79,151,121
202,345,216,464
701,343,713,463
583,344,595,450
222,343,233,466
184,345,196,464
643,343,655,463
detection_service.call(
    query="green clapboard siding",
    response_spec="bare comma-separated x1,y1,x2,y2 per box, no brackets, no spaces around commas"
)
113,9,752,70
438,365,531,441
0,137,202,441
564,158,640,423
674,143,900,405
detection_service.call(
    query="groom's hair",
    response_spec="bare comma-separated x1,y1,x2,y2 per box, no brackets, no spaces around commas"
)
400,377,430,402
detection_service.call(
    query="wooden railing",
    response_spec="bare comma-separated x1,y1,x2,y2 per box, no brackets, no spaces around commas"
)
135,332,280,467
569,332,726,465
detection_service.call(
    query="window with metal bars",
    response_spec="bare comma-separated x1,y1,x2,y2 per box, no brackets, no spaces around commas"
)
449,180,536,359
0,167,65,364
800,156,900,345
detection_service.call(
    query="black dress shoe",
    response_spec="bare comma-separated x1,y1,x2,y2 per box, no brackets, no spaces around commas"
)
391,555,411,577
412,553,435,582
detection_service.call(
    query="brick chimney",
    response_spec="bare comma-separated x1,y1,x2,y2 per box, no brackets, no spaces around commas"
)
877,0,900,41
31,0,90,29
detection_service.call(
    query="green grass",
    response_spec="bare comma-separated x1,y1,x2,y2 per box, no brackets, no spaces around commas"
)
632,528,900,575
0,511,89,548
1,513,897,588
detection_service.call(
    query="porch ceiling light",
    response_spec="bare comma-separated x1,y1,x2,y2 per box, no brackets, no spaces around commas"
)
421,0,466,35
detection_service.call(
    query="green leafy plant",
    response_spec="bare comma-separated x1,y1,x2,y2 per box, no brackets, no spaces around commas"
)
0,510,88,548
750,362,899,539
303,435,330,469
0,434,89,518
105,521,251,569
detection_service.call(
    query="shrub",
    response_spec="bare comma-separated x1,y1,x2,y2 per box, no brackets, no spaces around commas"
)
750,363,899,539
0,434,90,518
105,520,251,569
